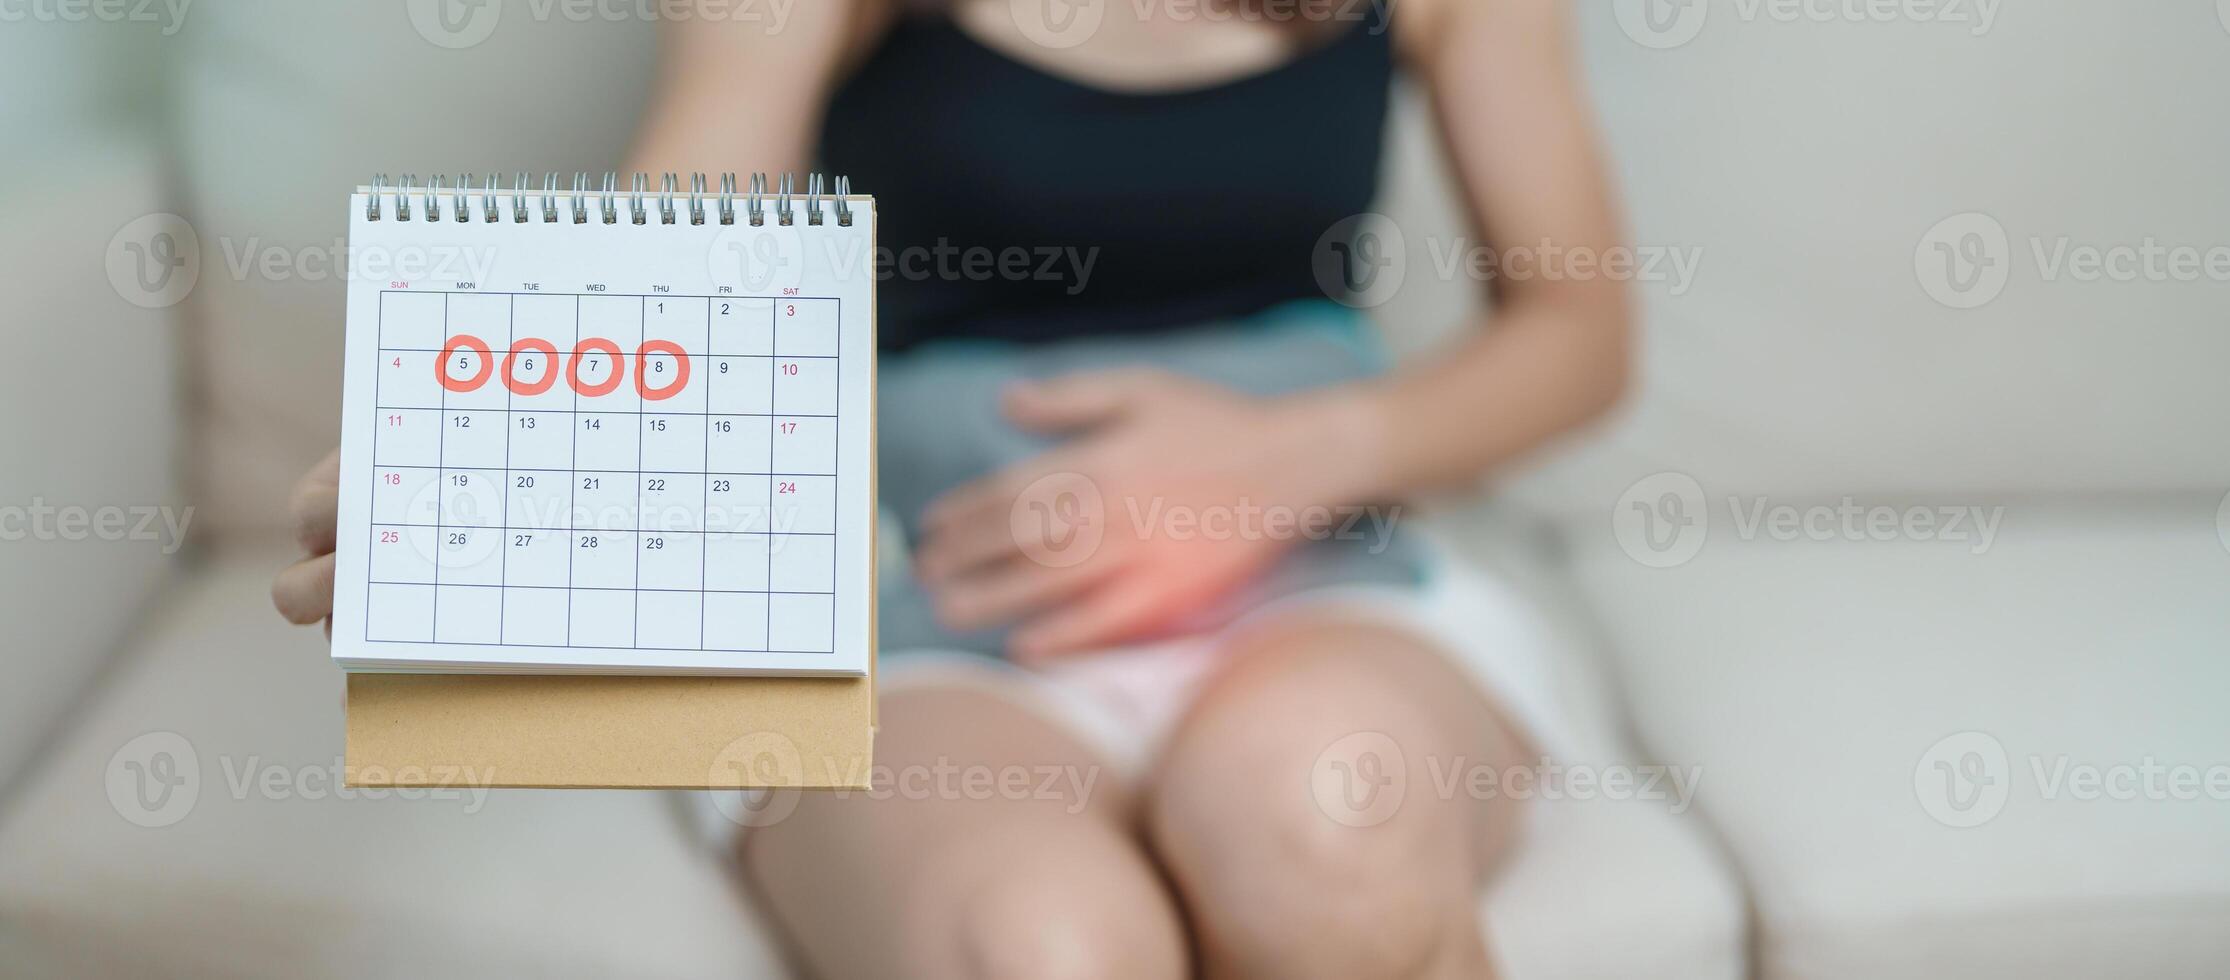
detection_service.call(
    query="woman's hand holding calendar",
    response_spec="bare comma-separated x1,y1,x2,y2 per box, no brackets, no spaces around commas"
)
272,447,342,634
914,369,1383,662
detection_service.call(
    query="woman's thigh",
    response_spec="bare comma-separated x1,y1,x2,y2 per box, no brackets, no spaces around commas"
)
1143,616,1530,979
741,681,1187,980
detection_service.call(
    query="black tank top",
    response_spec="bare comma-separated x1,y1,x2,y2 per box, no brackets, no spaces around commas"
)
819,15,1397,350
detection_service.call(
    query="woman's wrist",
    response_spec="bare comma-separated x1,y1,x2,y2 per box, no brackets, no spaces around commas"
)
1273,383,1398,509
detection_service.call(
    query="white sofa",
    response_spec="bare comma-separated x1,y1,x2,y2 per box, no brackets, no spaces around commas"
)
3,4,2224,977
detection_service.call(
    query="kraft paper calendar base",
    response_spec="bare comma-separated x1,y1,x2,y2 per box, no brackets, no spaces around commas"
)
344,672,875,789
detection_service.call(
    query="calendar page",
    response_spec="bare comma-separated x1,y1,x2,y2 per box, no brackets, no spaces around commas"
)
329,177,874,676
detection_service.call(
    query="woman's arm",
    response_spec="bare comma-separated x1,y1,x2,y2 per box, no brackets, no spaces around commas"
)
622,0,877,174
1325,0,1633,501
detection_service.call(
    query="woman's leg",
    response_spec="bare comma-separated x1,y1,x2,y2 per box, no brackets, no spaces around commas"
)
741,682,1188,980
1144,617,1530,980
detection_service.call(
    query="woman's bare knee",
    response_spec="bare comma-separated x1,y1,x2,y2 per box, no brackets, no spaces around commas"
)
938,830,1188,980
1144,623,1520,979
744,683,1178,980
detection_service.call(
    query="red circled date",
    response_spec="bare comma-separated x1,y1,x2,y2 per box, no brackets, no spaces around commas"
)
435,334,692,401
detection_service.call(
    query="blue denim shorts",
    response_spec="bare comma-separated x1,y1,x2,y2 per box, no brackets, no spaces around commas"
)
877,300,1429,657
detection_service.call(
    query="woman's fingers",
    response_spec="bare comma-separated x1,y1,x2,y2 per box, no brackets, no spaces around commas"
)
918,460,1059,580
1010,573,1168,662
999,369,1164,434
272,552,336,625
914,501,1031,584
276,449,341,629
291,481,339,556
931,553,1117,632
919,469,1019,538
291,447,342,556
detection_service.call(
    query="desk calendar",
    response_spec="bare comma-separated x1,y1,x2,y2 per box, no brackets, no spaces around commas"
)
330,173,874,676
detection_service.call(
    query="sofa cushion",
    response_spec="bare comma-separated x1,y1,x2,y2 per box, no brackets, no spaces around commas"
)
1435,506,1750,980
0,0,165,137
1561,496,2230,979
167,1,658,534
0,0,186,799
1493,3,2230,518
0,133,183,796
0,540,785,980
1486,784,1747,980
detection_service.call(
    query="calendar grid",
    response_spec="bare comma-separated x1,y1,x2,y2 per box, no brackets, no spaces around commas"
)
430,292,447,632
632,294,644,649
830,296,841,653
364,291,384,651
565,293,579,646
365,289,841,656
699,295,712,650
764,327,777,651
497,292,513,643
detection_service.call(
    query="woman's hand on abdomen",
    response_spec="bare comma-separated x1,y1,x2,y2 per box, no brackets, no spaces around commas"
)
913,368,1378,662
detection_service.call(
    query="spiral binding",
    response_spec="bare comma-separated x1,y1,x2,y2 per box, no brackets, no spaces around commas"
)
364,172,856,227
